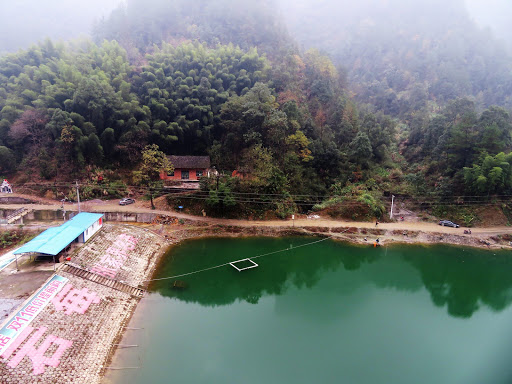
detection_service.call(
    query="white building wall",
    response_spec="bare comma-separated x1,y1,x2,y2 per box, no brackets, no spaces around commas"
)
81,218,103,243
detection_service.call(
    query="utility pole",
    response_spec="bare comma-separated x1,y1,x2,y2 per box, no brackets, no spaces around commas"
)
76,181,81,213
390,195,395,220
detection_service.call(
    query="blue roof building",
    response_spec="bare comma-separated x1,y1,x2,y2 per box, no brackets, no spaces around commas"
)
14,212,104,256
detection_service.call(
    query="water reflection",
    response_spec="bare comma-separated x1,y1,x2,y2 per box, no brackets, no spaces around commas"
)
150,238,512,318
408,247,512,318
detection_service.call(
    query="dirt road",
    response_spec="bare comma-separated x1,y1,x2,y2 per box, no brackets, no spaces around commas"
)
2,196,512,238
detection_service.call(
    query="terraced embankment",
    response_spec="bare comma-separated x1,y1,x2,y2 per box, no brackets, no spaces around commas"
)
0,224,166,384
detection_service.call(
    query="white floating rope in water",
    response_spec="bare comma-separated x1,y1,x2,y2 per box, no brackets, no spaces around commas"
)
144,232,350,282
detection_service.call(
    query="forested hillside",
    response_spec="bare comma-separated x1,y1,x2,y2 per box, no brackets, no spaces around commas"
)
0,41,270,169
280,0,512,116
93,0,294,61
0,34,387,207
1,0,512,220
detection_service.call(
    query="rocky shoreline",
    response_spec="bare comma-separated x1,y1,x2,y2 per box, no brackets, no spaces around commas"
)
154,220,512,252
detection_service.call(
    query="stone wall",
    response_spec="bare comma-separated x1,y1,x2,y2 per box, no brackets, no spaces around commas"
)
0,197,34,205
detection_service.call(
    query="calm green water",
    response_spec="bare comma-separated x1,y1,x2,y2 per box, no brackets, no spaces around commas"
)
109,237,512,384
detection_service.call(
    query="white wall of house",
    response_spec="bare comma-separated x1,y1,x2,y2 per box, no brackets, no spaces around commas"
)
81,218,103,243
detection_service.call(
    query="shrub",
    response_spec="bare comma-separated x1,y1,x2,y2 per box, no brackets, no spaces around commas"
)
357,193,385,218
275,198,297,219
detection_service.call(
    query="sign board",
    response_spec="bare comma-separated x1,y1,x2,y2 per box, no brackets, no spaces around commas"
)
0,275,68,355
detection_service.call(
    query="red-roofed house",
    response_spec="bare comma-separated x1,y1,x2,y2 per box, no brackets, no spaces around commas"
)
160,156,212,184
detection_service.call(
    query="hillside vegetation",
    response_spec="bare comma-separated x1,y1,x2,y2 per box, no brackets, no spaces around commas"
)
1,0,512,220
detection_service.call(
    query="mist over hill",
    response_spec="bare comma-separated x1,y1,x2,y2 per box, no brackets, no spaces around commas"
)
278,0,512,115
465,0,512,47
92,0,295,61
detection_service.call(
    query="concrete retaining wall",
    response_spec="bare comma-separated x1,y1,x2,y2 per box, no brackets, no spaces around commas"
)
101,212,157,223
0,209,159,224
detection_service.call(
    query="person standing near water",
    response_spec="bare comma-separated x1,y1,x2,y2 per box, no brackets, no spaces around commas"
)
375,220,379,227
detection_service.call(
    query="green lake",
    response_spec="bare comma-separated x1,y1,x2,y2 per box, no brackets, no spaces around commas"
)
107,237,512,384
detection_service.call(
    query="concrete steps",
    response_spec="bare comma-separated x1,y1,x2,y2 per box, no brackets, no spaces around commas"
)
60,263,145,298
7,207,32,224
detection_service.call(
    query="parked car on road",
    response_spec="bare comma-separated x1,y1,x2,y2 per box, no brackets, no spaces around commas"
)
119,198,135,206
439,220,459,228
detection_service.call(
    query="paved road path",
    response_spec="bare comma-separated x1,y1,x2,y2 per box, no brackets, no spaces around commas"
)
2,199,512,238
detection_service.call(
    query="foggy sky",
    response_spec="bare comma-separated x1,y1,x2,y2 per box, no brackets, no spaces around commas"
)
0,0,510,54
465,0,512,41
0,0,123,54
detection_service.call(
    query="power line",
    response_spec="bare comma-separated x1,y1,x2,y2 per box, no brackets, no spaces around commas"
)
19,181,512,200
15,182,512,207
20,182,328,200
11,182,497,201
